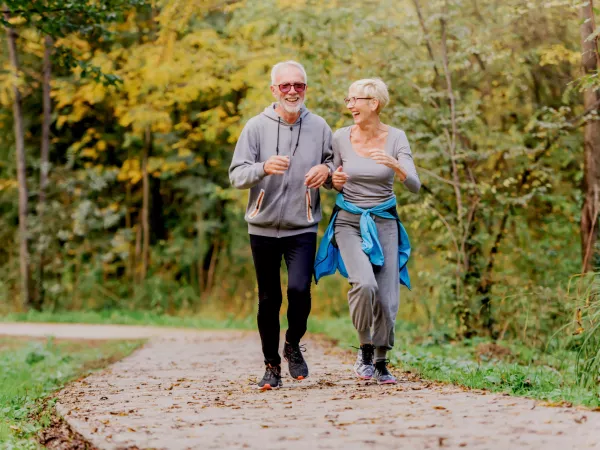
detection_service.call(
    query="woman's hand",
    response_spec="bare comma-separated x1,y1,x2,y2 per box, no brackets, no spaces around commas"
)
332,166,349,191
369,148,407,181
368,149,398,169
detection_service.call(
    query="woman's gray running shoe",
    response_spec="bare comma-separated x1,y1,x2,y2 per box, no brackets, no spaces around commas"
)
374,360,397,385
257,364,283,390
283,342,309,380
353,344,375,379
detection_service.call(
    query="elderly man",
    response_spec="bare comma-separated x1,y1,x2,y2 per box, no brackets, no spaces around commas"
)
229,60,333,390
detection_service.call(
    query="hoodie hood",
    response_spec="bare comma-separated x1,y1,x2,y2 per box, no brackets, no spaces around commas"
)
262,103,310,125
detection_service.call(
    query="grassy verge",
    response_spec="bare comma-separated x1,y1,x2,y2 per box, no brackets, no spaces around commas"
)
308,316,600,408
3,309,599,408
1,309,255,330
0,337,143,450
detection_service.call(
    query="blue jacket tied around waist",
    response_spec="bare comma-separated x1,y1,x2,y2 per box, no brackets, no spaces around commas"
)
314,193,412,289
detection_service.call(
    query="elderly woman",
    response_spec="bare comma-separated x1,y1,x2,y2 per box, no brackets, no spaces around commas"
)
315,78,420,384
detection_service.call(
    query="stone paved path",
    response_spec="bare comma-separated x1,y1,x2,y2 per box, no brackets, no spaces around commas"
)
1,323,600,449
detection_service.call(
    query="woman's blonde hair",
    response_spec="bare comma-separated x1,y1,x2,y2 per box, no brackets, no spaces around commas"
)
349,78,389,113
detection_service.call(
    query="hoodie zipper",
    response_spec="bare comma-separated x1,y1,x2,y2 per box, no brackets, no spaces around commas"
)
276,124,295,237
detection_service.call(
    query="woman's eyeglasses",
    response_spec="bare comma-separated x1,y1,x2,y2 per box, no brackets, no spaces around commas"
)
278,83,307,93
344,97,373,107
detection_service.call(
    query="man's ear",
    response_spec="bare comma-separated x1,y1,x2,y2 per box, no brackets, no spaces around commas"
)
270,85,278,99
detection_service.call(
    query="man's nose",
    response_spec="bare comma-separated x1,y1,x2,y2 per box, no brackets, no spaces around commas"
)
289,85,297,94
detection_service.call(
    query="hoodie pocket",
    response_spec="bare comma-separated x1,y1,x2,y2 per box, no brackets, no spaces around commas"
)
248,189,265,219
305,189,314,223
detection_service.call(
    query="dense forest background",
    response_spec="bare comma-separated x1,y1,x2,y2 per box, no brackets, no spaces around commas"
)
1,0,599,352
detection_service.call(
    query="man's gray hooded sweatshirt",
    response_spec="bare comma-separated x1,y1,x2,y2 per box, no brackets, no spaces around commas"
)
229,104,334,237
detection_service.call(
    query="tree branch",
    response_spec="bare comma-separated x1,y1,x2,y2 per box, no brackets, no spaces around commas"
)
440,7,465,234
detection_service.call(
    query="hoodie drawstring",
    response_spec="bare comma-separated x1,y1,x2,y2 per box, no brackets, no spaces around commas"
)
276,117,281,155
275,116,303,156
293,118,302,156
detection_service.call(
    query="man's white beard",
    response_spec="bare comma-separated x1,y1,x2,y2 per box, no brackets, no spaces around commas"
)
279,98,304,114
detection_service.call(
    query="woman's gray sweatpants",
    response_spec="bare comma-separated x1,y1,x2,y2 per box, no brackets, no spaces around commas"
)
334,210,399,356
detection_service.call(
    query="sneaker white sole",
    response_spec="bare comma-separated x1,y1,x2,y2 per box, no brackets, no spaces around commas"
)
354,371,373,380
354,365,374,380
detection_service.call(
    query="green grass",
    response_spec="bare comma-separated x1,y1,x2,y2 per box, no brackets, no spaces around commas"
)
2,309,256,330
0,337,142,450
308,316,600,408
3,309,599,408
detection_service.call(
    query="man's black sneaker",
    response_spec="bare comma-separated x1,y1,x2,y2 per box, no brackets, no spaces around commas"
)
374,360,397,385
257,364,282,390
283,342,309,380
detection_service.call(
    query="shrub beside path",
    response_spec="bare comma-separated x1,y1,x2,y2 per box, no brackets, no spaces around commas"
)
1,323,599,450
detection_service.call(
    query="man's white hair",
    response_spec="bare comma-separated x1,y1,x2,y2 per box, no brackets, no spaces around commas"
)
270,60,308,86
349,78,389,114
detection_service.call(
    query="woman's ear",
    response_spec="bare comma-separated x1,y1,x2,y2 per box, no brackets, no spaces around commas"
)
371,98,379,112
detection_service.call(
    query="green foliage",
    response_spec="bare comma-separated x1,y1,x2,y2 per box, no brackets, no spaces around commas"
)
2,0,148,84
0,0,596,385
561,275,600,390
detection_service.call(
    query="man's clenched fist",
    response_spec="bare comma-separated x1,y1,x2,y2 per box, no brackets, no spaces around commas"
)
264,155,290,175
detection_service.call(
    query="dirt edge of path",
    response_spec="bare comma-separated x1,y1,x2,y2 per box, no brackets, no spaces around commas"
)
39,411,100,450
36,339,150,449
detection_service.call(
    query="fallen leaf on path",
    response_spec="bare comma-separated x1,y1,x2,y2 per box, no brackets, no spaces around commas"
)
433,406,447,410
574,416,588,424
409,424,437,430
538,401,573,408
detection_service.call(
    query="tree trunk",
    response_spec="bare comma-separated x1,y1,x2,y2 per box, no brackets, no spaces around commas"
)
205,238,220,293
581,1,600,273
411,0,441,81
197,210,205,294
141,127,152,280
134,221,142,283
4,8,31,309
39,35,52,213
126,183,134,283
36,34,53,308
